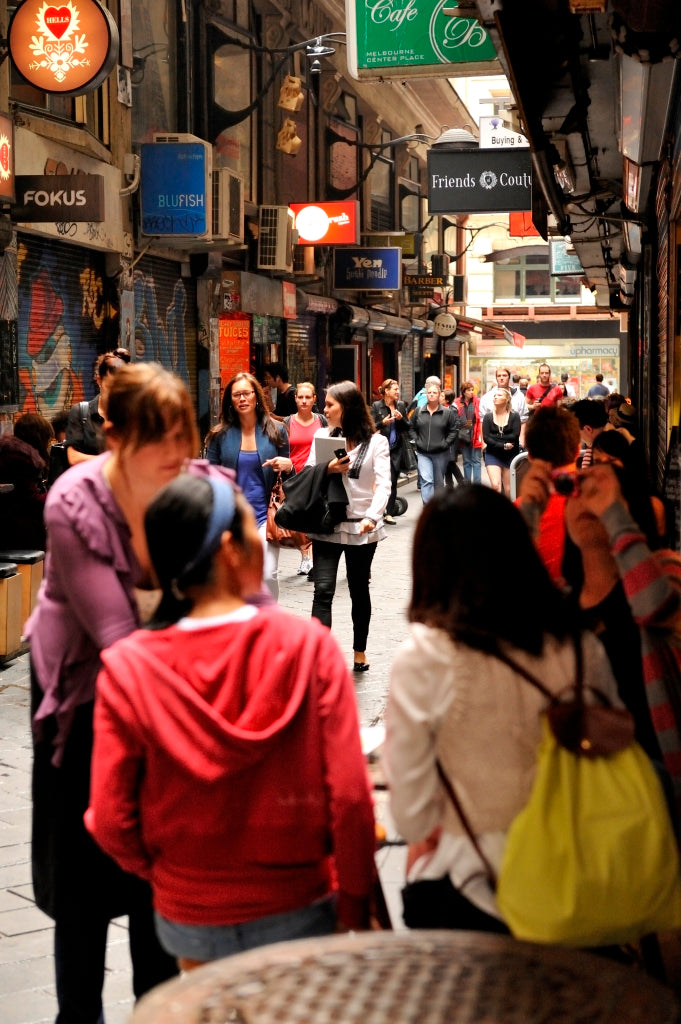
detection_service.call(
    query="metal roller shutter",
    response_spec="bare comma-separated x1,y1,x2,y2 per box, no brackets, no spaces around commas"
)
16,233,118,415
132,255,198,403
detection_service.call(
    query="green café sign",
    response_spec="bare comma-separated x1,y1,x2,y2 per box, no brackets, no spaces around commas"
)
346,0,499,80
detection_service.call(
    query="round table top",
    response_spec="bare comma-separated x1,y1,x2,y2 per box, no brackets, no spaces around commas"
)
130,929,680,1023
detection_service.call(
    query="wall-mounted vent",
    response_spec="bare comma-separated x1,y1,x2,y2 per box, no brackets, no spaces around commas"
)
212,169,244,243
257,206,295,272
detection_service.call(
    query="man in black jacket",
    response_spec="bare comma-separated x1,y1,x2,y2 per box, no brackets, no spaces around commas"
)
409,383,459,503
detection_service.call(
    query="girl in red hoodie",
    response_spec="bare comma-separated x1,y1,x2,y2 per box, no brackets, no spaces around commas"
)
86,474,375,970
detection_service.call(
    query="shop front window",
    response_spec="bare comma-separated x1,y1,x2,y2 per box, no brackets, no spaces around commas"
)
494,254,582,303
131,0,178,143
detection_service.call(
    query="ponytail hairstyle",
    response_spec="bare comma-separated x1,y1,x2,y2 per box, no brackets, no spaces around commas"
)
144,474,246,628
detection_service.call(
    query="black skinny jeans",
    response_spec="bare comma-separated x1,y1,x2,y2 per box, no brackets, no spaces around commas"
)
311,539,378,652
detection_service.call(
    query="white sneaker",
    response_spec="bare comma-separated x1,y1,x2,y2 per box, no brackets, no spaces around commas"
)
298,556,312,575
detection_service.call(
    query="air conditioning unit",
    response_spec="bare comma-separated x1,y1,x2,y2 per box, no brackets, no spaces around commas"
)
293,245,315,276
212,168,244,243
258,206,295,272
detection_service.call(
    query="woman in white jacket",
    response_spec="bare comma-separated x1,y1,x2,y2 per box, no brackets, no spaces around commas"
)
305,381,391,673
383,484,619,932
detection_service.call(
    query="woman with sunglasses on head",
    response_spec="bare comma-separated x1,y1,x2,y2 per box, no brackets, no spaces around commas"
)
305,381,391,673
85,473,375,971
206,372,291,600
26,362,210,1024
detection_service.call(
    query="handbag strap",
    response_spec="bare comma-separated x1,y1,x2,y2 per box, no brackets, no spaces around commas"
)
435,760,498,891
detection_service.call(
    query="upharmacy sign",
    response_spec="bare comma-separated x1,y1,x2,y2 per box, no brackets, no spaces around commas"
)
427,149,532,215
346,0,498,80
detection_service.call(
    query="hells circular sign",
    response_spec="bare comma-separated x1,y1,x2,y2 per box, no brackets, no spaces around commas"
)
9,0,119,95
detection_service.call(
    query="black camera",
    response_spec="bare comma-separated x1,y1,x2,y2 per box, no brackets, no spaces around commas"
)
552,471,579,497
334,448,348,460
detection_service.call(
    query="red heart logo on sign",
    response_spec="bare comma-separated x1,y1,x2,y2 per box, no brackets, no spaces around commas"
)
44,7,71,39
0,144,8,173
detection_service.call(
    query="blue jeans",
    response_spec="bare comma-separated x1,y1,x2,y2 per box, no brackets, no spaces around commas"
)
155,897,336,962
417,451,450,504
461,444,482,483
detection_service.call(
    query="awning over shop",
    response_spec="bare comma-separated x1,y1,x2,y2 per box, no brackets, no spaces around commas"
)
296,290,339,315
336,304,415,335
481,244,549,263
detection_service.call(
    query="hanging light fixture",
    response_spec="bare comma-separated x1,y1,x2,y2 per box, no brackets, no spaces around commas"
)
277,74,305,112
306,37,336,59
276,118,302,156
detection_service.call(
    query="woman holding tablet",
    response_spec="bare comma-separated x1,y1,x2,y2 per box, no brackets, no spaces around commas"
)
305,381,391,672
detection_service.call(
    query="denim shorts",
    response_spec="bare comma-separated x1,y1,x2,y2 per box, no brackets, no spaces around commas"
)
155,896,337,962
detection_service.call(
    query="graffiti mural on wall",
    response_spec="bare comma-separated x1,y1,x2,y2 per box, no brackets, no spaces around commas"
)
16,238,117,416
12,242,194,417
131,266,190,385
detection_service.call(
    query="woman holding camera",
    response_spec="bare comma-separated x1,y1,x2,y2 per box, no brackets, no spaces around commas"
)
305,381,391,672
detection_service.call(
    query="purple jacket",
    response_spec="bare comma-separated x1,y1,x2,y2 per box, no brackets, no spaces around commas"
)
26,453,249,765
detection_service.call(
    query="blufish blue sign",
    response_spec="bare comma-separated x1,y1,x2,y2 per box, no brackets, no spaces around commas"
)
333,247,401,291
141,140,210,236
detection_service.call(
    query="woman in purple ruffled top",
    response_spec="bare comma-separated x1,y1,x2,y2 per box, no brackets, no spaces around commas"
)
26,363,236,1024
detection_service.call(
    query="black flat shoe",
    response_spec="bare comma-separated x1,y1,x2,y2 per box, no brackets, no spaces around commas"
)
353,662,370,672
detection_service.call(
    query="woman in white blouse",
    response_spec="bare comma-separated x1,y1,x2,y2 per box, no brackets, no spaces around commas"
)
383,484,619,932
305,381,391,672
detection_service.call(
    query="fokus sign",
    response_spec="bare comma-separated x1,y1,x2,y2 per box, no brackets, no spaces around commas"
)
427,149,532,214
9,0,119,96
346,0,498,80
13,173,104,220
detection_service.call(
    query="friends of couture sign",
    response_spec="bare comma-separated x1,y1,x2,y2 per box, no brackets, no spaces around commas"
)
333,247,401,290
427,149,532,214
345,0,498,80
13,173,104,220
9,0,119,95
140,140,211,237
290,202,360,244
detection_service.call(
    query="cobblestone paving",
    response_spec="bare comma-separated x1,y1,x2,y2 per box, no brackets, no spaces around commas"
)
0,478,421,1023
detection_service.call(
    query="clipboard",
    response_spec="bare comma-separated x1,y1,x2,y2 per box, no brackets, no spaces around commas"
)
314,435,347,464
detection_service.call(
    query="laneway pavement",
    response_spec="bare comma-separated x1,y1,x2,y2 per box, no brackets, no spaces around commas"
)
0,477,423,1024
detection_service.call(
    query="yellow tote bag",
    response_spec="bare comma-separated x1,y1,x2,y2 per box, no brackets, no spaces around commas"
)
496,717,681,947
